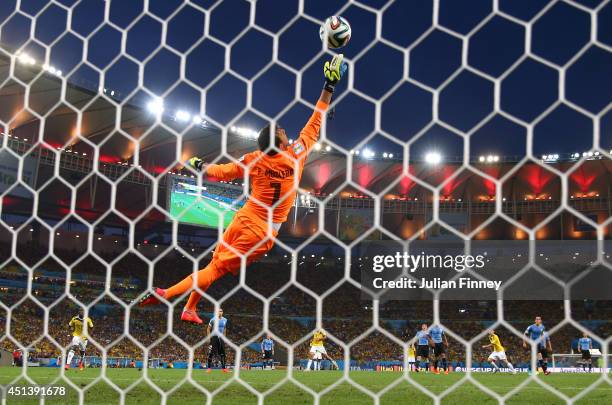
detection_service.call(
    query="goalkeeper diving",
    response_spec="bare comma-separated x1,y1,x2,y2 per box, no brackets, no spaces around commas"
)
140,55,348,324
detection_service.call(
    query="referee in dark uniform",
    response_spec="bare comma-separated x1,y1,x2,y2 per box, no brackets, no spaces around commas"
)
206,308,229,373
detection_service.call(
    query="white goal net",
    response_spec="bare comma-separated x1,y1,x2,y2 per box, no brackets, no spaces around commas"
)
0,0,611,404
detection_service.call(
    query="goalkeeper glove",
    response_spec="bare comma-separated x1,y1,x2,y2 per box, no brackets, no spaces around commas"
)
323,53,347,93
186,157,204,171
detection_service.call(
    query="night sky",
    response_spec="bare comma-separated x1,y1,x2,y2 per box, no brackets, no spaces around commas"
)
0,0,611,161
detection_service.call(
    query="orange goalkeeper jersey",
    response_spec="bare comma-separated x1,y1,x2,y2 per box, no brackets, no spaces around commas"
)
205,100,329,224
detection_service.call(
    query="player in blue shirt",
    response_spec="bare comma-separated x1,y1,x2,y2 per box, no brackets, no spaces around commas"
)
206,308,229,373
414,323,432,372
261,334,275,369
578,332,593,372
429,325,449,375
523,316,550,375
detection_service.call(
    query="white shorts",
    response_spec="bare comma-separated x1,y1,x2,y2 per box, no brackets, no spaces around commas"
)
310,346,327,359
408,356,416,363
71,336,88,351
488,351,506,361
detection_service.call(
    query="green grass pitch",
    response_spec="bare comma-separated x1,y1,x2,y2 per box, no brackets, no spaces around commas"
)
0,368,610,404
169,192,236,229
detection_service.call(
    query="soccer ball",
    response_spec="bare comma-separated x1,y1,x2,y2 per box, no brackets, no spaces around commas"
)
319,16,351,49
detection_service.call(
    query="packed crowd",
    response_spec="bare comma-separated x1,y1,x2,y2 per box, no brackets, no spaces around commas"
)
1,293,608,367
1,243,610,367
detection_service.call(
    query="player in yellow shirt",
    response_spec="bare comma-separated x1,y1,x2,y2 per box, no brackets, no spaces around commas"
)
66,311,93,370
408,343,417,372
482,330,516,374
305,330,327,371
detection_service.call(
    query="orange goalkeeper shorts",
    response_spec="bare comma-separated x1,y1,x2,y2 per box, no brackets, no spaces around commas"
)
210,210,278,276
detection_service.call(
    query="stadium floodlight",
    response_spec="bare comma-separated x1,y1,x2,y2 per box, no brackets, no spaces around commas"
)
192,116,203,125
542,154,559,162
314,143,322,151
325,145,332,152
147,99,164,116
382,152,388,158
388,153,393,158
425,151,442,164
17,52,35,65
479,156,485,162
233,126,258,139
493,155,499,162
175,110,191,122
362,148,375,158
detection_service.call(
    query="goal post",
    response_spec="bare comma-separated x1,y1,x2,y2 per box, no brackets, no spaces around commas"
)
551,352,611,372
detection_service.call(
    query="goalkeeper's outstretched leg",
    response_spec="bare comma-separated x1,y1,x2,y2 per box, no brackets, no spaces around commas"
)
138,211,277,323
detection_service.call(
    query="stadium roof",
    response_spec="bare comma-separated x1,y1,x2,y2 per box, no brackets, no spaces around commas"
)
2,54,612,202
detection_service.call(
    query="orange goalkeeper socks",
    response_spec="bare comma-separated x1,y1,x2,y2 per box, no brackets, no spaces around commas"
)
165,262,226,302
185,291,202,311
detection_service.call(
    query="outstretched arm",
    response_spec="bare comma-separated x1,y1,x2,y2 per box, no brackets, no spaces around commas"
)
204,162,243,181
294,54,347,155
186,158,245,181
320,88,333,105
